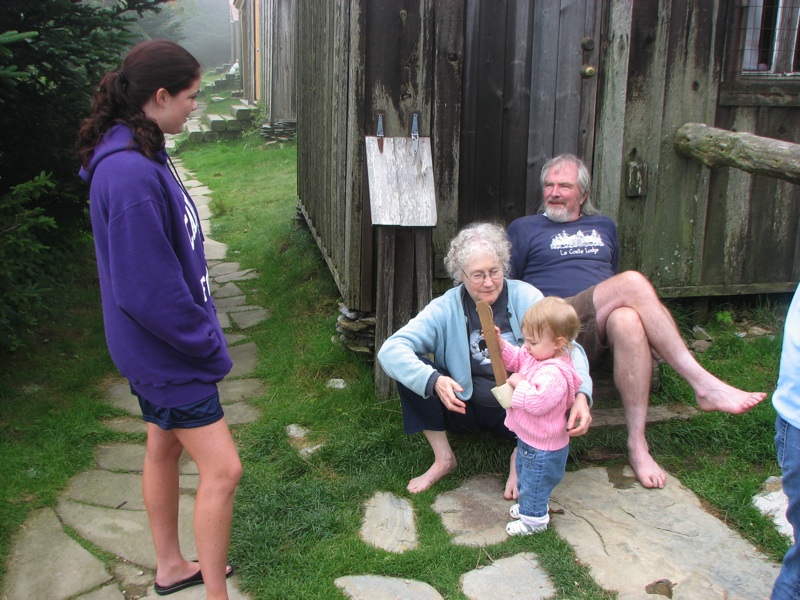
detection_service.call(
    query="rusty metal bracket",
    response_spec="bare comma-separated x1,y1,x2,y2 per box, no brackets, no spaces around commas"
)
411,113,419,154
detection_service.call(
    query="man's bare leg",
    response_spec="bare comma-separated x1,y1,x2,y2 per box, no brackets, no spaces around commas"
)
606,307,667,488
504,446,519,500
594,271,766,413
408,430,458,494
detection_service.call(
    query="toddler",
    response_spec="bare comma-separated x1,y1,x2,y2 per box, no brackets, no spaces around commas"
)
496,296,582,535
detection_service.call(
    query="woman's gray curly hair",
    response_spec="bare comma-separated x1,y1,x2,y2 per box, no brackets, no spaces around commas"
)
444,222,511,285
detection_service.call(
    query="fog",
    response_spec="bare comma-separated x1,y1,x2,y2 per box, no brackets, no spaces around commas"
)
176,0,235,71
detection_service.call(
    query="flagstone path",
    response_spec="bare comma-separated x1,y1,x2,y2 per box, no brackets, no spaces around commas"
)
2,159,790,600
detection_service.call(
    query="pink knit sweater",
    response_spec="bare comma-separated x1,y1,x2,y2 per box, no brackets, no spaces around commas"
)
500,346,582,451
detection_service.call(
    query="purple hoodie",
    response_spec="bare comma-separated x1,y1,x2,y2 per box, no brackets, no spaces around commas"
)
80,124,232,407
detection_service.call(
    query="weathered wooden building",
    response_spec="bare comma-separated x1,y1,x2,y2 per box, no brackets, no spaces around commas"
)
232,0,297,123
264,1,800,390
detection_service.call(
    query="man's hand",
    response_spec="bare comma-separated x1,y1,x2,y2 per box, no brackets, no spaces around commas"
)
567,392,592,436
434,376,466,414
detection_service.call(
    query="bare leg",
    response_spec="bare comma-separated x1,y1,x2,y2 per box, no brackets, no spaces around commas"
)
504,446,519,500
605,307,667,488
594,272,766,413
143,424,204,589
175,418,242,600
408,430,458,493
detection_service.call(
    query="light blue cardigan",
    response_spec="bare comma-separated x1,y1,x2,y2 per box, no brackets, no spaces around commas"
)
377,279,593,402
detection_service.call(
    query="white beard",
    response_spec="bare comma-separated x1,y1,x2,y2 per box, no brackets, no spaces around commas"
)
544,206,574,223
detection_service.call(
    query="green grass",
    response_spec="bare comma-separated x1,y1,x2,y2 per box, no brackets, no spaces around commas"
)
0,242,124,582
0,129,790,598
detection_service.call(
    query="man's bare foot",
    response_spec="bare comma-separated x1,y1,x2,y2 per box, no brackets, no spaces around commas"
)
695,381,766,415
504,447,518,500
629,442,667,489
407,456,457,494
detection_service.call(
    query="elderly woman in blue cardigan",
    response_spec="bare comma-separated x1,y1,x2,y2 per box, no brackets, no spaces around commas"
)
377,222,593,497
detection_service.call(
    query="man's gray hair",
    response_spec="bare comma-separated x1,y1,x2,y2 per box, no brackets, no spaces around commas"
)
444,222,511,285
539,154,599,216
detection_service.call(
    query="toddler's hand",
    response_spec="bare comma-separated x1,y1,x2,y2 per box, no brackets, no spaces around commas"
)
494,326,506,349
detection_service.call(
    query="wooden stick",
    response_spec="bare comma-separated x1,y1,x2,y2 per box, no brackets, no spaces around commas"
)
475,301,507,386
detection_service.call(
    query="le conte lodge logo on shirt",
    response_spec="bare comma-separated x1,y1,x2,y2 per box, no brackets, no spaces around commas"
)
551,229,604,256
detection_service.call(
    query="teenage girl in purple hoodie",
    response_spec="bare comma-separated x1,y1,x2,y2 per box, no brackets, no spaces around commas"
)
77,40,239,599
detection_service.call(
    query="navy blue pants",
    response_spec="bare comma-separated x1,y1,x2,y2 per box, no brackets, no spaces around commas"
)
395,358,514,440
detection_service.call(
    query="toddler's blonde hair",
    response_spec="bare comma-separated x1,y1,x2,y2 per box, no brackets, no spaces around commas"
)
521,297,580,354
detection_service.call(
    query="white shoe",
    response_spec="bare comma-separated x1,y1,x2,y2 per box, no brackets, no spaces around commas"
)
505,519,547,536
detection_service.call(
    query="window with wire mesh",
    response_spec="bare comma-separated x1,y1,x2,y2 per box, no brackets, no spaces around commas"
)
739,0,800,75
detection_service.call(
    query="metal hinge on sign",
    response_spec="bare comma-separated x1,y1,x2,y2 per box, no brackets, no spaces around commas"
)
411,113,419,154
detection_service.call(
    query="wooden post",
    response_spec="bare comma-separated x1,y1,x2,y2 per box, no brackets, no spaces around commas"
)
674,123,800,185
366,136,437,399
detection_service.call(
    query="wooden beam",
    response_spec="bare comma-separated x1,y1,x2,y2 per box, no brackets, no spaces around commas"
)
657,281,798,298
674,122,800,185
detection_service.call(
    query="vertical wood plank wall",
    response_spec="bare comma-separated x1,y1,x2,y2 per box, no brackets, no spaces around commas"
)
260,0,297,121
594,0,800,296
294,0,800,335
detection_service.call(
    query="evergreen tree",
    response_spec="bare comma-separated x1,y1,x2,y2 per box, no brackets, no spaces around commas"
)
0,0,170,351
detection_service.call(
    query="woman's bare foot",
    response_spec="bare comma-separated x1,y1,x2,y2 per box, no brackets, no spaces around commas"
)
695,381,766,415
407,456,457,494
504,447,518,499
628,441,667,489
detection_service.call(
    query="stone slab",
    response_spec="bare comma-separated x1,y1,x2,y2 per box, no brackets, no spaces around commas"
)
460,553,555,600
210,262,241,277
65,470,146,510
431,475,515,547
4,508,112,600
334,575,443,600
230,308,269,329
203,238,228,261
225,304,264,314
223,401,261,426
215,282,244,299
219,378,262,403
215,295,247,309
190,185,213,196
106,380,139,415
143,578,251,599
96,443,145,472
592,404,697,428
102,416,146,434
228,342,258,377
196,204,211,220
224,333,248,346
753,476,793,540
360,491,418,553
215,269,257,283
550,466,780,599
217,311,232,329
76,585,125,600
57,496,196,570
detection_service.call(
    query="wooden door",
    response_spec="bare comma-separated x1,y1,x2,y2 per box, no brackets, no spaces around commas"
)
458,0,604,224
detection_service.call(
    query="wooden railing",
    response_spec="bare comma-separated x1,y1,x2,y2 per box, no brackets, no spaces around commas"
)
674,123,800,185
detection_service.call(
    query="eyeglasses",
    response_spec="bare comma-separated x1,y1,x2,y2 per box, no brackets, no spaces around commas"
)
462,267,503,284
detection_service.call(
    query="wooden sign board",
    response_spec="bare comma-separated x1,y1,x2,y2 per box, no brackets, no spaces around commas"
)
365,136,437,227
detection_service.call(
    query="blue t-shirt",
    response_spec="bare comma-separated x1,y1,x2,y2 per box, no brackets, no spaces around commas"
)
774,287,800,428
508,213,619,298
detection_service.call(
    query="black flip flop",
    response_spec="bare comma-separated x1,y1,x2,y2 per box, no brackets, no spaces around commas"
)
154,563,235,596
